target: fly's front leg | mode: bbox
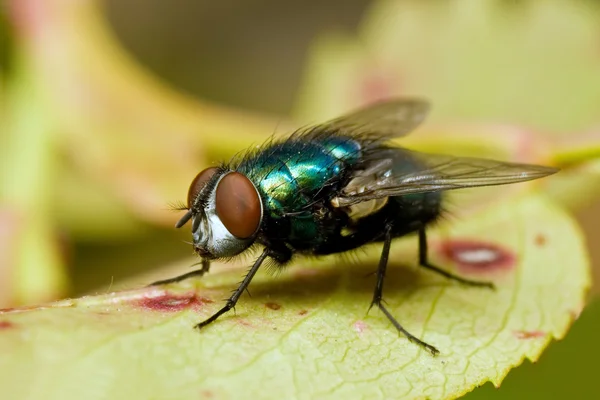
[418,228,495,289]
[148,258,211,286]
[195,248,271,329]
[370,224,440,356]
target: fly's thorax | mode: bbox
[240,138,362,212]
[234,138,362,247]
[179,168,263,258]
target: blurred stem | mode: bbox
[0,52,67,304]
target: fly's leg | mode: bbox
[195,248,270,329]
[148,259,211,286]
[370,224,440,356]
[418,228,495,289]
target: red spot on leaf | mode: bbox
[236,319,253,327]
[294,269,321,279]
[136,292,212,312]
[514,330,546,339]
[0,321,14,330]
[570,309,582,320]
[353,320,368,334]
[356,66,399,104]
[440,240,516,275]
[265,302,281,310]
[0,305,38,314]
[298,309,308,316]
[535,234,546,247]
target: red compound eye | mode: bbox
[187,167,219,208]
[215,172,261,238]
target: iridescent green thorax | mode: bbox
[237,136,361,248]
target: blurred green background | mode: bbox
[1,0,599,398]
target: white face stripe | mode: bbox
[192,172,261,257]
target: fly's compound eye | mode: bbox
[215,172,261,239]
[187,167,219,208]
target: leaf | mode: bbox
[0,194,590,400]
[296,0,600,134]
[9,0,286,238]
[0,53,68,305]
[462,299,600,400]
[547,132,600,209]
[294,0,600,211]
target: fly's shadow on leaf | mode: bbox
[247,255,423,302]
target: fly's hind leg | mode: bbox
[148,258,211,286]
[369,224,440,356]
[418,228,495,289]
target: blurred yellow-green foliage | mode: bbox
[0,0,599,398]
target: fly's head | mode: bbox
[176,167,263,259]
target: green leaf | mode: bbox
[10,0,285,239]
[296,0,600,134]
[0,52,68,305]
[0,194,589,399]
[293,0,600,211]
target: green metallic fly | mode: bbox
[152,99,558,355]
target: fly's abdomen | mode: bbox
[386,149,443,223]
[390,191,442,223]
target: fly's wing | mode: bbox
[305,98,430,140]
[333,149,559,207]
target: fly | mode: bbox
[150,99,558,355]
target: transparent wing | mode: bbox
[318,98,430,138]
[334,149,559,207]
